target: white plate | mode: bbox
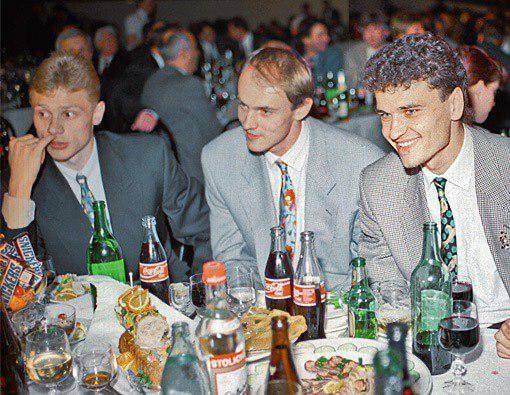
[293,337,432,395]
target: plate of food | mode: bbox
[115,286,171,392]
[241,307,307,363]
[293,338,432,394]
[50,274,91,302]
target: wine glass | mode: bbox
[189,273,207,312]
[24,325,76,392]
[39,255,56,303]
[227,267,256,316]
[452,275,473,302]
[169,282,194,317]
[74,342,116,391]
[438,300,480,393]
[43,302,76,337]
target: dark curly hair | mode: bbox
[363,33,472,122]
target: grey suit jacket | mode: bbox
[141,65,221,183]
[1,132,212,282]
[359,125,510,295]
[343,41,369,89]
[202,117,384,289]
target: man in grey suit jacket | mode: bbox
[202,48,383,290]
[2,51,211,281]
[358,33,510,352]
[142,31,221,183]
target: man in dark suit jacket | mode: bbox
[141,31,221,183]
[1,51,211,281]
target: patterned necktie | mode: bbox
[276,161,297,259]
[433,177,458,273]
[76,174,96,226]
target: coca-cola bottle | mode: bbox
[265,226,294,314]
[139,215,170,304]
[293,231,326,341]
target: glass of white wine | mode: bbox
[24,325,75,392]
[74,342,116,391]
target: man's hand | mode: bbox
[495,319,510,358]
[8,134,54,199]
[131,109,158,132]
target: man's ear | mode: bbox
[293,97,313,121]
[92,101,106,126]
[448,86,464,122]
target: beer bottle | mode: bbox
[265,227,294,314]
[293,231,326,341]
[86,201,127,283]
[196,261,247,395]
[410,222,452,375]
[374,323,413,395]
[139,215,170,304]
[267,315,300,392]
[347,257,377,339]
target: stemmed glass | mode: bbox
[38,254,56,304]
[438,300,480,393]
[189,273,207,312]
[24,325,76,393]
[43,302,76,337]
[227,267,256,316]
[169,282,194,317]
[451,275,473,302]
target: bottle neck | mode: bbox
[420,225,443,264]
[270,232,286,253]
[353,265,368,286]
[169,324,194,356]
[142,222,161,245]
[298,238,316,272]
[93,203,112,238]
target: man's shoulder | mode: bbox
[203,127,246,160]
[361,151,407,188]
[96,130,167,154]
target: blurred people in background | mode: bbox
[343,13,389,89]
[141,32,221,182]
[458,46,504,124]
[124,0,156,51]
[296,17,343,84]
[196,21,221,64]
[226,17,258,61]
[94,26,127,77]
[55,27,93,61]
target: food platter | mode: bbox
[293,338,432,394]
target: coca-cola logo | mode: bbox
[265,277,291,299]
[139,261,168,282]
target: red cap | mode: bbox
[202,261,227,285]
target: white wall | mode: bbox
[63,0,348,30]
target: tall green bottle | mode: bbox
[86,201,127,283]
[410,222,452,375]
[347,257,377,339]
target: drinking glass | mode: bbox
[24,325,75,392]
[169,282,194,316]
[11,302,45,344]
[373,281,411,332]
[39,255,56,303]
[452,275,473,302]
[74,342,116,391]
[438,300,480,393]
[43,302,76,337]
[189,273,207,311]
[227,267,256,315]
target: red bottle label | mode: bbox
[265,277,292,300]
[139,260,169,283]
[293,283,326,306]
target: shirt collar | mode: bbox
[422,125,474,192]
[242,32,253,53]
[151,51,165,69]
[264,120,310,172]
[54,137,98,179]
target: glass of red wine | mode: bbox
[189,273,206,313]
[438,300,480,392]
[452,275,473,302]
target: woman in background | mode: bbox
[457,45,504,124]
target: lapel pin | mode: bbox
[500,225,510,249]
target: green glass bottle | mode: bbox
[410,222,452,375]
[347,257,377,339]
[86,201,127,283]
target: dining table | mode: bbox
[26,275,510,394]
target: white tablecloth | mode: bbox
[28,277,510,394]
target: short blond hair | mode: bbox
[29,51,100,104]
[246,47,314,109]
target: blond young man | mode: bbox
[1,51,211,280]
[201,48,383,289]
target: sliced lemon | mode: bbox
[127,289,150,313]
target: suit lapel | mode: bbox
[399,170,431,279]
[472,131,510,294]
[240,150,276,273]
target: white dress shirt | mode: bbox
[422,127,510,326]
[264,122,310,269]
[124,8,148,51]
[2,138,111,230]
[241,32,254,58]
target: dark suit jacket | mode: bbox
[105,46,160,133]
[1,132,212,282]
[141,66,221,183]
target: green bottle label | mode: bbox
[420,289,450,331]
[89,259,127,283]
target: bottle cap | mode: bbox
[386,322,408,343]
[351,257,366,268]
[202,261,227,285]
